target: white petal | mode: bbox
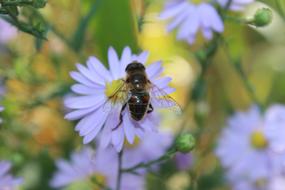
[136,51,149,64]
[160,1,188,19]
[152,77,172,89]
[123,112,135,144]
[202,28,213,40]
[112,126,125,152]
[99,122,112,149]
[121,46,132,72]
[71,84,105,95]
[76,64,105,85]
[64,94,105,109]
[167,10,190,32]
[0,162,11,176]
[146,61,163,80]
[82,111,109,144]
[57,160,74,174]
[75,107,107,135]
[200,3,224,33]
[65,107,98,120]
[177,6,199,40]
[108,47,121,79]
[100,108,120,148]
[138,117,155,132]
[87,56,112,82]
[187,35,196,44]
[70,72,101,88]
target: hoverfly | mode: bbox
[105,61,181,130]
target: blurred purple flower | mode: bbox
[216,105,285,189]
[0,19,17,44]
[121,131,173,172]
[232,176,285,190]
[0,161,22,190]
[64,46,174,152]
[216,106,270,181]
[269,176,285,190]
[160,0,224,44]
[216,0,254,11]
[175,152,193,171]
[50,132,172,190]
[264,105,285,153]
[230,179,260,190]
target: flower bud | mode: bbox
[251,8,272,27]
[175,133,196,153]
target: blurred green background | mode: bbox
[0,0,285,189]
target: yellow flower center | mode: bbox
[124,137,141,149]
[250,131,268,150]
[255,178,267,188]
[104,79,125,102]
[90,174,107,190]
[190,0,205,4]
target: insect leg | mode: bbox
[112,103,127,131]
[147,103,154,114]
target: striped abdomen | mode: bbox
[128,91,150,121]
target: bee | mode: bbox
[106,61,181,130]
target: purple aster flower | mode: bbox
[64,46,175,152]
[269,176,285,190]
[216,106,271,181]
[50,132,172,190]
[0,19,17,44]
[230,179,258,190]
[0,161,22,190]
[216,0,254,11]
[160,0,224,44]
[216,105,285,190]
[264,105,285,153]
[231,176,285,190]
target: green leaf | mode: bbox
[91,0,139,63]
[71,0,102,51]
[5,5,19,17]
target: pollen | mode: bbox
[90,174,107,189]
[250,131,268,150]
[190,0,205,4]
[124,137,141,149]
[104,79,124,98]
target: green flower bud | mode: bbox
[251,8,272,27]
[175,133,196,153]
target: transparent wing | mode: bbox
[102,82,129,113]
[149,83,182,114]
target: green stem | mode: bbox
[224,15,247,24]
[121,149,176,173]
[49,24,73,48]
[221,39,264,110]
[71,0,102,51]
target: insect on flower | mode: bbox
[104,61,181,131]
[65,47,181,151]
